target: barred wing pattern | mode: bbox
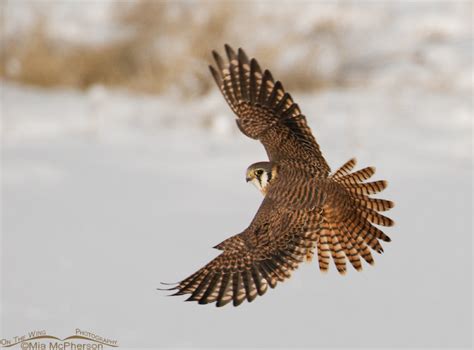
[210,44,330,174]
[161,201,322,307]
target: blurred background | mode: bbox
[1,0,472,348]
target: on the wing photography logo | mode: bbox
[0,329,118,349]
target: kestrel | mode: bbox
[159,45,394,307]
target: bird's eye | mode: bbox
[255,169,264,176]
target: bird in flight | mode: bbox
[159,45,394,307]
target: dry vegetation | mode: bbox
[1,1,346,96]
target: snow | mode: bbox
[1,0,472,348]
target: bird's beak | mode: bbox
[246,176,251,182]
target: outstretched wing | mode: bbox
[161,199,322,307]
[209,44,330,174]
[316,159,395,274]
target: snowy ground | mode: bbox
[1,79,472,348]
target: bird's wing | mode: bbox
[315,158,395,274]
[161,199,322,307]
[209,44,330,174]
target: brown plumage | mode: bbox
[159,45,395,307]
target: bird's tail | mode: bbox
[316,158,395,274]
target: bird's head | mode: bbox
[246,162,276,195]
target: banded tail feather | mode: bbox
[318,158,394,273]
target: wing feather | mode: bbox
[199,273,221,304]
[164,200,322,307]
[210,45,330,173]
[216,274,233,307]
